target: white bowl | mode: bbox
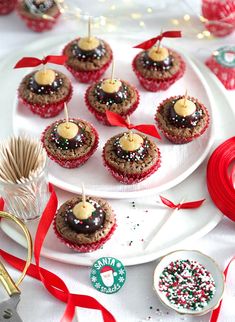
[153,250,224,316]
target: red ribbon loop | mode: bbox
[160,196,205,209]
[14,55,67,69]
[0,186,116,322]
[106,110,161,139]
[133,30,182,50]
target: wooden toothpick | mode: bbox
[81,183,86,207]
[88,16,92,41]
[111,60,115,82]
[144,197,185,251]
[126,116,133,142]
[64,103,69,129]
[157,28,163,52]
[183,89,188,107]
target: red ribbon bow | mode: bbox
[133,30,182,50]
[14,55,67,69]
[160,196,205,209]
[106,110,161,139]
[0,186,116,322]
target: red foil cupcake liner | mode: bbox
[19,84,73,118]
[155,96,210,144]
[62,42,113,83]
[0,0,16,15]
[17,6,60,32]
[102,148,161,184]
[204,16,235,37]
[84,84,140,126]
[53,215,117,253]
[206,54,235,90]
[132,54,186,92]
[41,121,99,169]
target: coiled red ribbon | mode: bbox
[207,137,235,221]
[14,55,67,69]
[133,30,182,50]
[160,196,205,209]
[0,185,116,322]
[106,110,161,139]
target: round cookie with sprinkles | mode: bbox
[103,132,161,184]
[155,94,210,144]
[41,118,99,168]
[53,195,116,252]
[85,78,140,125]
[63,36,113,83]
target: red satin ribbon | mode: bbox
[14,55,67,69]
[0,185,116,322]
[133,30,182,50]
[210,256,235,322]
[207,137,235,221]
[160,196,205,209]
[106,110,161,139]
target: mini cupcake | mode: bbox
[103,132,161,184]
[155,95,210,144]
[42,118,99,168]
[202,0,235,37]
[53,195,116,252]
[85,78,140,125]
[0,0,17,15]
[17,0,61,32]
[18,68,72,118]
[206,46,235,90]
[63,36,113,83]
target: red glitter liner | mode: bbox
[62,42,113,83]
[102,148,161,184]
[206,55,235,90]
[0,0,17,15]
[53,215,117,253]
[132,51,186,92]
[16,5,61,32]
[84,84,140,126]
[155,96,210,144]
[41,120,99,169]
[19,83,73,118]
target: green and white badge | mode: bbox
[90,257,126,294]
[214,46,235,68]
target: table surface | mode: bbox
[0,1,235,321]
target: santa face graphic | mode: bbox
[100,266,116,287]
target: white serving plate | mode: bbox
[1,35,233,267]
[11,34,214,199]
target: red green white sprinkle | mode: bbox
[158,259,216,311]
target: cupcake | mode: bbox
[103,131,161,184]
[155,95,210,144]
[0,0,17,15]
[85,78,140,125]
[206,46,235,90]
[53,195,116,252]
[41,118,99,168]
[17,0,61,32]
[63,36,113,83]
[17,66,72,118]
[202,0,235,37]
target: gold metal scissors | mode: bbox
[0,212,32,322]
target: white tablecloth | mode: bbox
[0,1,235,321]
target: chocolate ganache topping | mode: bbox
[94,81,128,105]
[71,40,106,61]
[51,121,86,150]
[28,72,63,95]
[65,199,105,234]
[26,0,55,12]
[167,98,203,128]
[142,52,173,70]
[114,134,149,161]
